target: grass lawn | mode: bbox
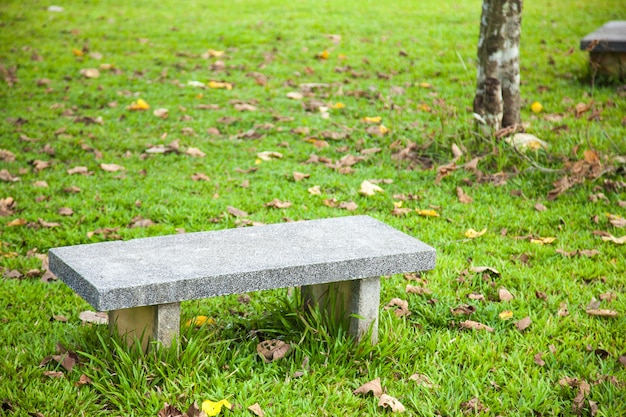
[1,0,625,415]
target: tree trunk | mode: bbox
[473,0,523,132]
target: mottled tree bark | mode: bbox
[473,0,523,132]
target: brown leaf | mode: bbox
[498,287,514,302]
[79,311,108,324]
[129,216,155,228]
[76,374,92,386]
[456,187,473,204]
[435,162,456,184]
[157,402,184,417]
[39,218,60,228]
[391,207,412,216]
[384,298,411,317]
[515,316,532,332]
[265,199,292,209]
[586,309,618,317]
[451,305,476,315]
[534,352,545,366]
[293,172,310,181]
[67,166,89,175]
[534,202,547,212]
[467,293,485,301]
[338,201,358,211]
[247,403,265,417]
[556,249,600,257]
[0,197,16,217]
[0,169,20,182]
[256,339,290,363]
[100,163,125,172]
[469,266,500,276]
[460,397,489,415]
[185,147,206,157]
[572,380,591,413]
[43,370,64,378]
[353,377,383,397]
[378,394,406,413]
[33,160,51,172]
[227,206,248,217]
[191,173,210,181]
[58,207,73,216]
[408,373,438,388]
[619,355,626,368]
[459,320,493,332]
[406,285,431,295]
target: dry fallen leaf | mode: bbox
[515,316,532,331]
[455,187,473,204]
[530,237,556,245]
[499,288,514,302]
[79,311,108,324]
[601,234,626,244]
[359,180,384,196]
[353,377,383,397]
[257,339,291,363]
[293,172,310,181]
[451,304,477,315]
[265,199,292,209]
[227,206,248,217]
[185,147,206,157]
[384,298,411,317]
[460,320,494,332]
[257,151,283,161]
[465,228,487,239]
[406,285,432,295]
[80,68,100,79]
[378,394,406,413]
[533,352,546,366]
[308,185,321,195]
[153,108,169,119]
[586,309,618,318]
[100,163,125,172]
[247,403,265,417]
[470,266,500,276]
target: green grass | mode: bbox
[1,0,625,415]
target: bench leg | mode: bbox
[302,277,380,344]
[108,302,180,351]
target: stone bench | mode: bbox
[49,215,435,350]
[580,21,626,79]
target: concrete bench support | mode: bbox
[580,21,626,79]
[109,303,180,352]
[49,216,435,351]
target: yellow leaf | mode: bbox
[416,209,439,217]
[317,50,329,60]
[332,102,345,109]
[418,103,431,112]
[207,49,224,57]
[378,124,389,135]
[418,82,432,88]
[465,228,487,239]
[530,237,556,245]
[202,399,232,416]
[208,81,233,90]
[7,218,27,227]
[362,116,382,124]
[72,48,84,57]
[531,101,543,113]
[499,310,513,320]
[393,201,403,208]
[185,316,215,327]
[128,98,150,111]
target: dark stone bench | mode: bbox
[49,216,435,350]
[580,21,626,79]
